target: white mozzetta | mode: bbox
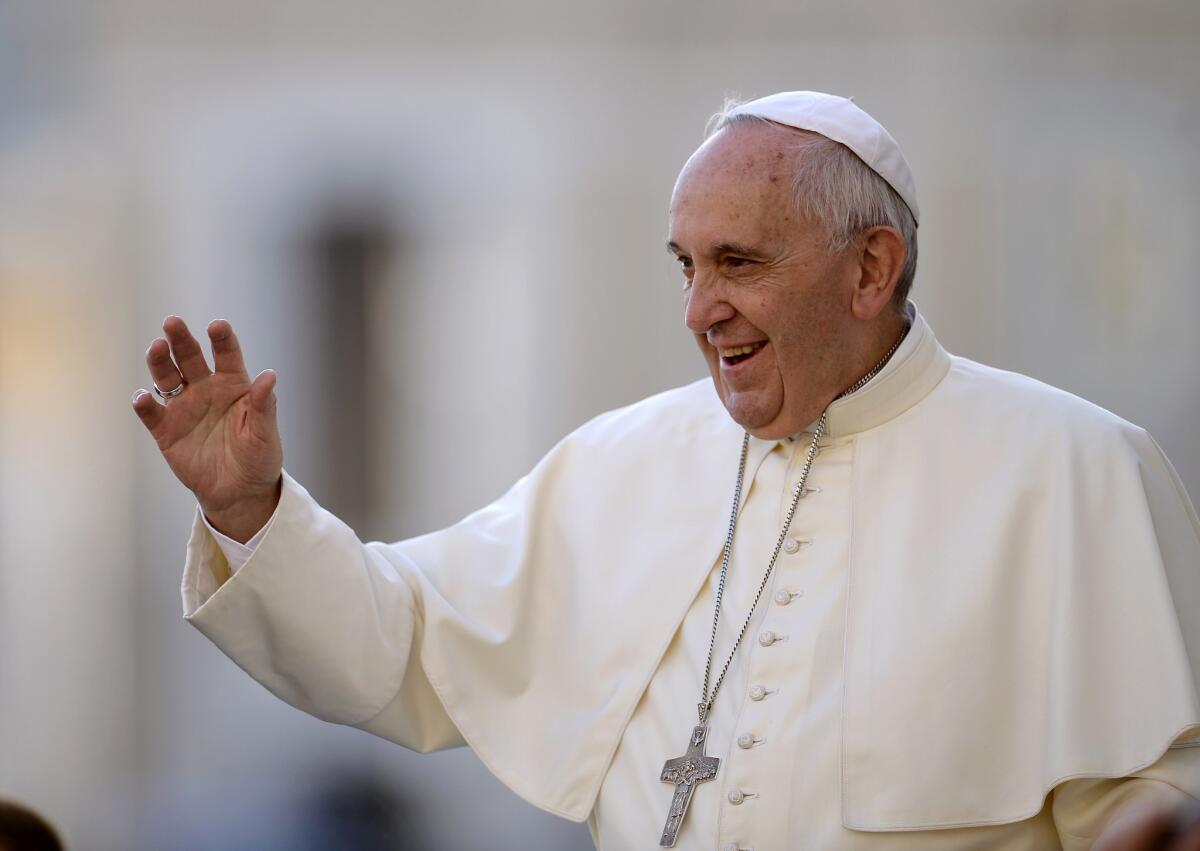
[180,307,1200,843]
[589,431,1200,849]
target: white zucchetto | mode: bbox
[727,91,920,225]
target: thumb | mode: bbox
[249,369,278,418]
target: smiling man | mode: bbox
[669,101,914,441]
[134,92,1200,850]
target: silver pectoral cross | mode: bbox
[658,724,720,847]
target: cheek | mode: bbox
[763,298,811,355]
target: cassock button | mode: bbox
[749,685,767,701]
[774,589,794,606]
[737,733,755,749]
[727,788,746,805]
[783,538,801,554]
[758,630,779,647]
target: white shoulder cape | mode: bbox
[182,311,1200,828]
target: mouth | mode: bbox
[718,341,767,367]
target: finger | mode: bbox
[131,389,165,431]
[207,319,249,377]
[163,315,213,383]
[247,370,279,444]
[249,369,277,415]
[145,337,185,395]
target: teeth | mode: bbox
[719,344,762,357]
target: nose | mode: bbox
[684,274,736,335]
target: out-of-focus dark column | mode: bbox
[305,199,395,541]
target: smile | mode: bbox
[718,342,766,365]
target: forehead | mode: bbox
[668,122,805,247]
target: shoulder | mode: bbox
[517,378,738,491]
[935,354,1149,454]
[563,377,732,450]
[508,377,740,511]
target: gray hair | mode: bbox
[708,105,919,309]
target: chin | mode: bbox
[718,388,782,436]
[741,419,795,441]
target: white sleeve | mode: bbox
[201,508,277,575]
[180,470,464,753]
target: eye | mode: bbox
[675,256,695,288]
[724,256,753,269]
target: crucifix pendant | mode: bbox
[658,724,720,847]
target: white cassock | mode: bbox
[182,306,1200,850]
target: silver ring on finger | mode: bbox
[152,381,185,403]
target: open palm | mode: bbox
[132,316,282,541]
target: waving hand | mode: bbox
[132,316,282,542]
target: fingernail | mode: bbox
[131,389,147,404]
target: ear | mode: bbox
[850,226,906,321]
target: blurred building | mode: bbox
[0,1,1197,848]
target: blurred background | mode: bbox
[0,0,1197,848]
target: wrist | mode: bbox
[202,476,282,544]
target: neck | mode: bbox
[836,313,910,400]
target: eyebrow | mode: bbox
[666,240,769,259]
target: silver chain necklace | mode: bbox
[698,329,905,723]
[657,327,908,848]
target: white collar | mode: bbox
[773,301,950,446]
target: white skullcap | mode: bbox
[726,91,920,225]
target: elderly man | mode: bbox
[133,92,1200,850]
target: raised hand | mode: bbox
[132,316,283,543]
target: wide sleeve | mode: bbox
[178,386,745,823]
[182,470,463,751]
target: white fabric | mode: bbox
[204,507,273,575]
[196,445,1200,851]
[727,90,920,224]
[591,436,1200,849]
[180,307,1200,843]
